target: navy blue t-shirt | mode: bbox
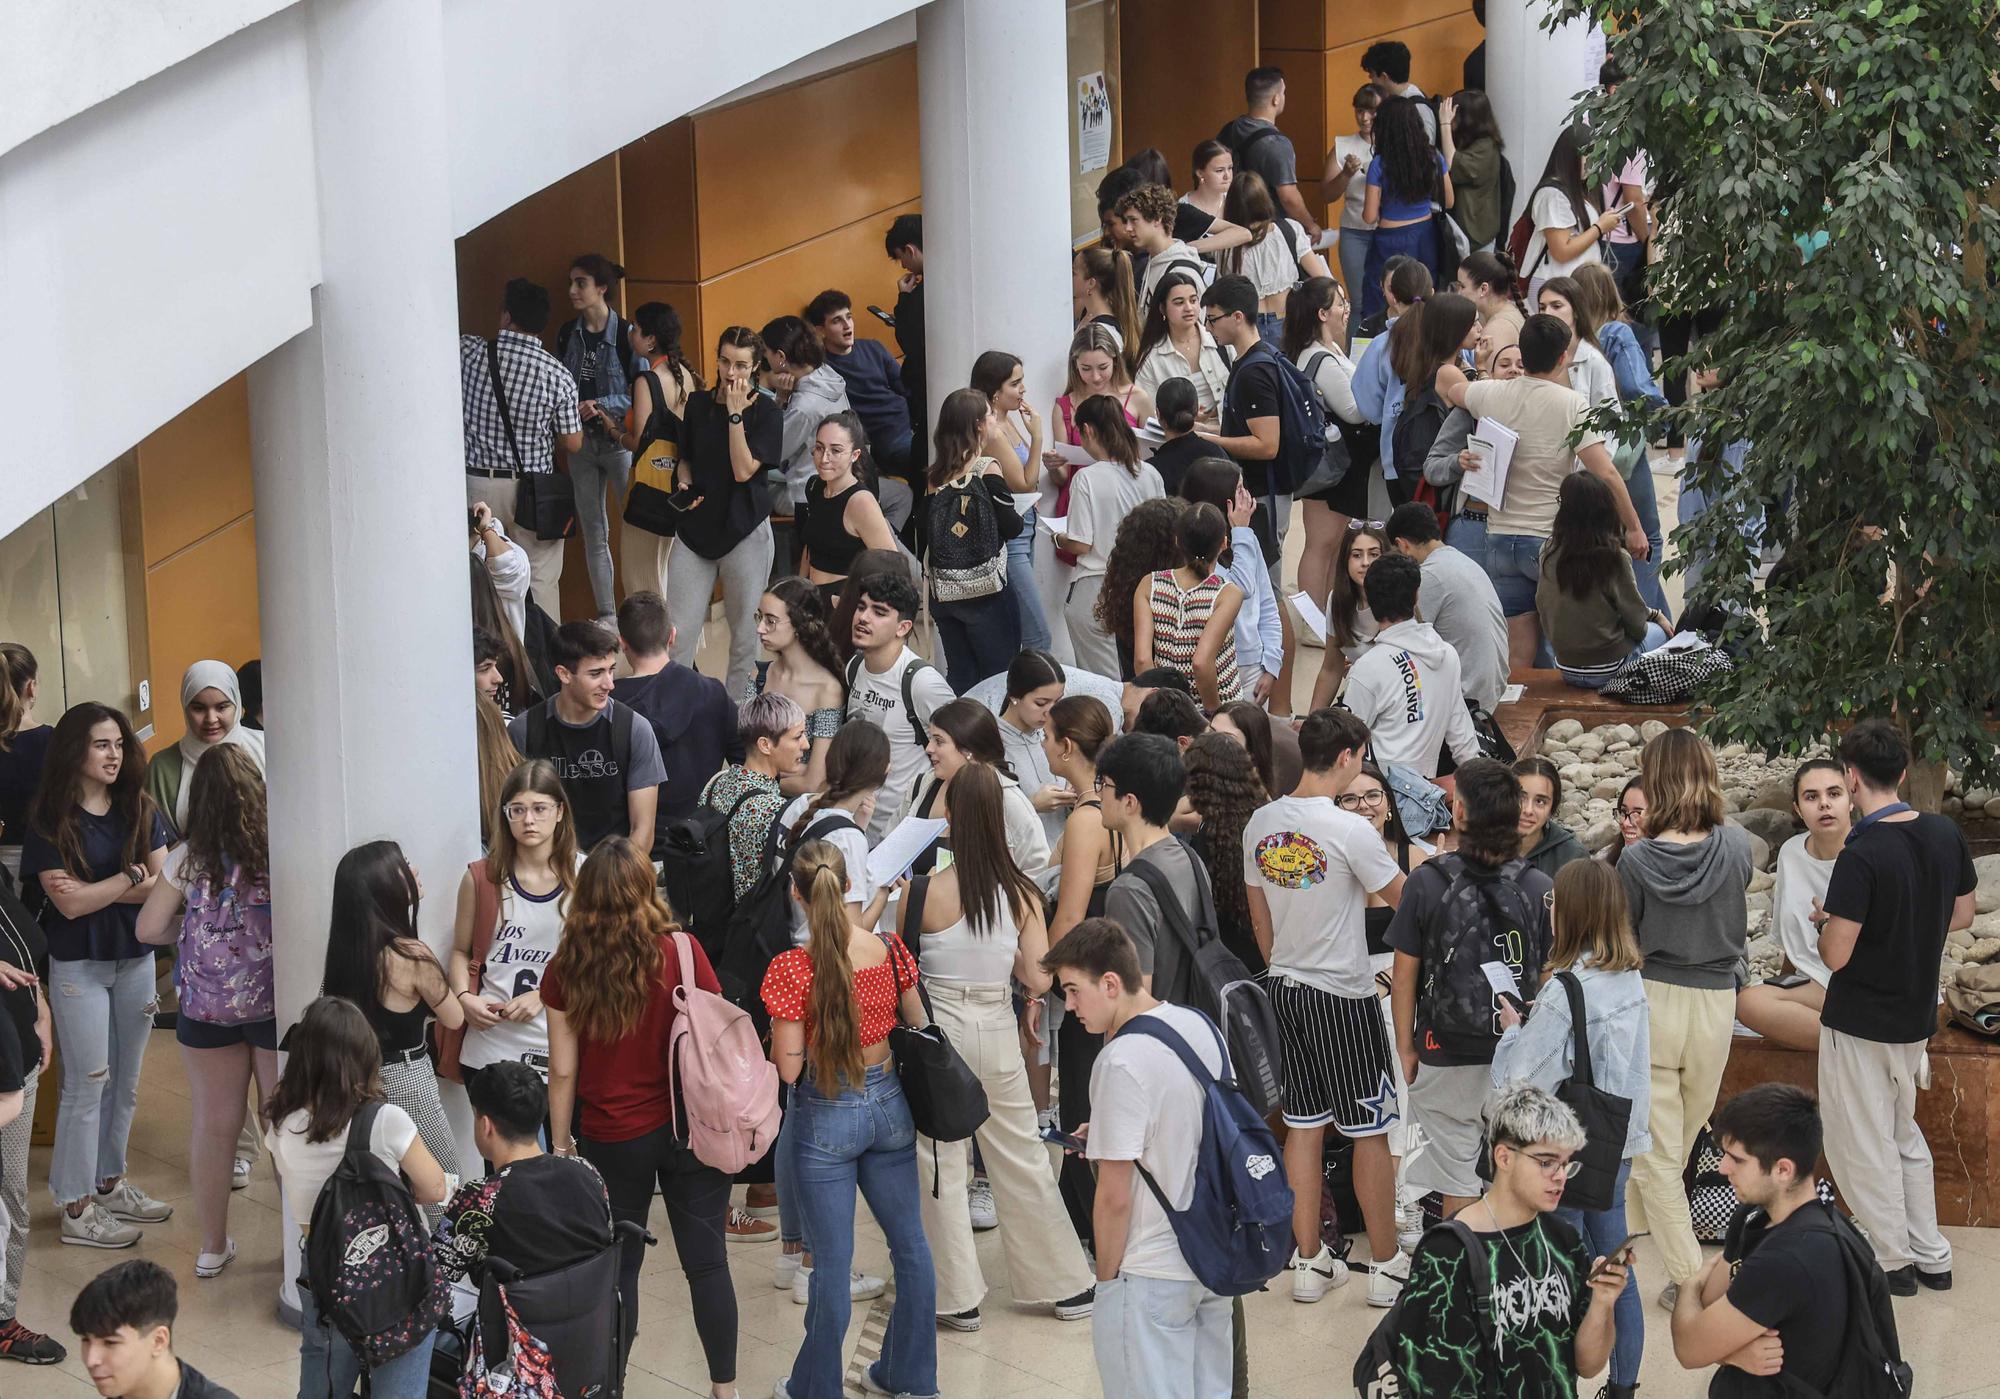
[0,725,53,848]
[20,806,170,962]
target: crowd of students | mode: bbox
[0,38,1973,1399]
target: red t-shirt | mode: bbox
[760,935,918,1046]
[540,932,721,1143]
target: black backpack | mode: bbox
[301,1101,448,1373]
[1725,1204,1913,1399]
[1548,971,1633,1213]
[1412,854,1547,1060]
[1124,857,1285,1118]
[1391,375,1451,482]
[1354,1219,1495,1399]
[659,789,761,961]
[716,808,860,1014]
[927,470,1017,602]
[843,652,939,749]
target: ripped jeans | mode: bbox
[49,957,155,1205]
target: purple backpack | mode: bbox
[177,863,274,1027]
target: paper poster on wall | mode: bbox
[1076,71,1111,174]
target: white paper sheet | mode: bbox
[1050,442,1095,468]
[1500,683,1525,705]
[1349,335,1374,364]
[866,817,948,891]
[1038,514,1069,536]
[1479,961,1522,998]
[1656,629,1707,653]
[1289,591,1330,647]
[1461,417,1520,511]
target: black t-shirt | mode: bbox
[0,724,52,847]
[1221,342,1284,497]
[1711,1204,1849,1399]
[1821,812,1976,1042]
[679,389,783,561]
[1152,434,1230,498]
[0,869,46,1074]
[0,1011,20,1097]
[1173,201,1218,245]
[437,1152,614,1287]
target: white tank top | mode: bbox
[920,890,1021,985]
[460,875,565,1072]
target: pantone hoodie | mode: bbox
[1618,824,1754,990]
[1343,619,1482,779]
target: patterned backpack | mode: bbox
[177,864,274,1027]
[1413,855,1547,1060]
[460,1283,561,1399]
[302,1101,448,1372]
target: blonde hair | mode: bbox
[485,760,577,909]
[475,695,525,847]
[1639,729,1726,836]
[1062,323,1134,399]
[1547,859,1642,974]
[792,841,865,1094]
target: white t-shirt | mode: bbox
[1523,187,1606,284]
[460,872,569,1071]
[1066,462,1164,579]
[1237,219,1313,298]
[1772,833,1836,987]
[845,647,956,842]
[475,527,531,644]
[267,1103,420,1249]
[1087,1002,1224,1282]
[1333,134,1375,230]
[1295,342,1363,425]
[778,794,871,943]
[1242,795,1402,997]
[1460,376,1607,538]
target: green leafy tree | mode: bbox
[1554,0,2000,805]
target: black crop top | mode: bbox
[800,478,870,577]
[367,999,432,1058]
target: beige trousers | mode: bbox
[466,474,565,619]
[917,981,1096,1315]
[1818,1027,1951,1274]
[622,522,672,604]
[1626,979,1734,1282]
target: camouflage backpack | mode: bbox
[1413,855,1547,1060]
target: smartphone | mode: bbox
[867,304,897,327]
[1041,1125,1086,1152]
[666,484,704,512]
[1611,202,1634,219]
[1588,1231,1649,1279]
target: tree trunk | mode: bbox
[1907,757,1948,814]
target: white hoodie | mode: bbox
[1344,618,1482,778]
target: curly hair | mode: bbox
[1095,496,1188,637]
[543,838,672,1044]
[766,576,845,682]
[1373,96,1438,205]
[1113,182,1179,231]
[179,743,267,889]
[1184,732,1267,944]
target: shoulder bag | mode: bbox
[489,340,578,542]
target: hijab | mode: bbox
[173,660,267,828]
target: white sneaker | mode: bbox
[1367,1252,1409,1308]
[231,1157,252,1191]
[773,1250,804,1291]
[61,1203,140,1250]
[94,1180,173,1223]
[196,1240,237,1278]
[968,1178,998,1232]
[791,1264,887,1306]
[1290,1244,1349,1302]
[1396,1198,1425,1254]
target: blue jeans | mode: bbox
[932,587,1021,693]
[1555,1160,1642,1386]
[1006,507,1052,652]
[1560,622,1669,689]
[1255,311,1284,346]
[48,956,154,1205]
[1094,1273,1232,1399]
[1623,454,1670,616]
[1362,220,1440,321]
[787,1064,936,1399]
[299,1291,435,1399]
[568,435,632,619]
[1337,227,1374,307]
[1444,511,1489,576]
[1484,533,1545,618]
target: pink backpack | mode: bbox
[178,864,274,1027]
[665,931,781,1172]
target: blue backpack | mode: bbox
[1118,1011,1295,1296]
[1228,342,1332,501]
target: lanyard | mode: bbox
[1846,801,1911,845]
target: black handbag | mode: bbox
[1551,971,1632,1213]
[881,908,988,1148]
[487,340,578,542]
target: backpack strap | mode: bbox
[607,699,635,780]
[901,874,931,947]
[523,702,549,760]
[344,1099,386,1159]
[900,659,935,748]
[1124,857,1207,996]
[844,653,863,692]
[667,929,698,999]
[1115,1010,1225,1084]
[801,811,860,845]
[1555,970,1594,1089]
[466,860,501,972]
[1429,1219,1499,1354]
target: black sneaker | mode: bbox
[0,1319,66,1365]
[1885,1265,1918,1297]
[1917,1268,1953,1292]
[1053,1287,1095,1320]
[937,1308,981,1332]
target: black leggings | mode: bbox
[581,1124,736,1386]
[1057,1011,1104,1248]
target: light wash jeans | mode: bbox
[49,957,154,1205]
[665,521,775,702]
[1337,227,1374,306]
[1622,452,1670,616]
[568,436,632,620]
[1555,1160,1642,1386]
[1094,1273,1232,1399]
[1559,622,1669,690]
[299,1291,434,1399]
[787,1063,936,1399]
[1007,507,1052,652]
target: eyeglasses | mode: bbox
[1202,311,1231,327]
[503,802,561,822]
[1507,1147,1581,1179]
[1336,790,1386,810]
[1615,805,1644,823]
[1093,775,1114,795]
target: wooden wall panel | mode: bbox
[454,157,623,337]
[692,50,920,280]
[1323,0,1471,50]
[620,122,698,284]
[1324,12,1484,113]
[1121,0,1258,194]
[143,514,261,750]
[137,377,254,566]
[1259,0,1321,51]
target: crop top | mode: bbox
[800,477,869,577]
[761,934,919,1046]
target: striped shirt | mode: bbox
[1146,569,1242,704]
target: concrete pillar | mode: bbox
[1488,0,1602,220]
[249,0,477,1028]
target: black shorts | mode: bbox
[176,1015,278,1051]
[1265,977,1399,1134]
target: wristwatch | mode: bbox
[727,411,745,425]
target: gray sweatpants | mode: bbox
[1818,1027,1952,1274]
[568,436,633,620]
[665,522,776,701]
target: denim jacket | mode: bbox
[1490,959,1652,1157]
[1599,319,1667,409]
[556,313,634,420]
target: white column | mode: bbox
[249,0,477,1031]
[1488,0,1602,220]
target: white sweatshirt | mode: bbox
[1343,619,1482,778]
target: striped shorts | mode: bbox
[1265,976,1401,1135]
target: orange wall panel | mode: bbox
[692,49,920,281]
[1323,0,1471,50]
[1324,12,1483,114]
[1122,0,1258,189]
[455,157,623,337]
[1260,0,1320,51]
[620,121,698,284]
[137,377,254,566]
[144,514,261,751]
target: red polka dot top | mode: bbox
[761,935,919,1046]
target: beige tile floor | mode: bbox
[16,1022,2000,1399]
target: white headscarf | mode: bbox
[174,660,268,828]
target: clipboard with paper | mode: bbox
[1460,416,1519,512]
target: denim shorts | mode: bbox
[1485,532,1547,617]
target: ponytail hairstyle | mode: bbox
[631,301,702,392]
[1047,695,1116,766]
[766,576,845,682]
[570,253,625,294]
[928,387,991,489]
[1459,250,1526,319]
[927,699,1016,782]
[1384,258,1435,315]
[944,763,1042,937]
[789,721,891,844]
[1073,247,1141,370]
[1282,276,1346,360]
[814,410,877,491]
[1177,456,1243,570]
[793,840,866,1093]
[1135,271,1204,369]
[1073,393,1141,474]
[1175,501,1230,575]
[0,641,33,748]
[1389,291,1478,390]
[1538,274,1602,350]
[1155,377,1199,435]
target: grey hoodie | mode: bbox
[1618,825,1754,989]
[780,364,852,505]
